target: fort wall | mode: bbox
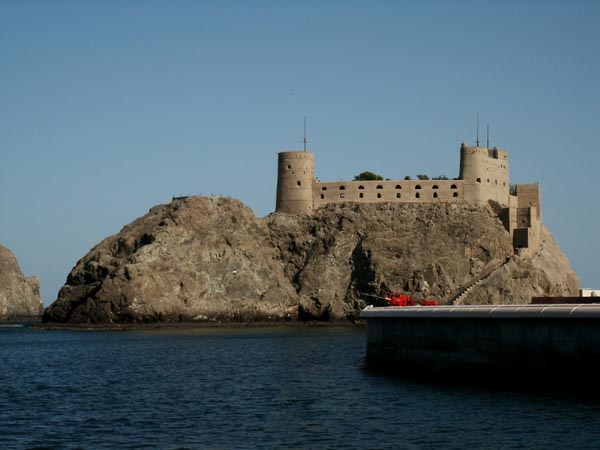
[313,179,463,208]
[276,142,513,216]
[274,142,542,253]
[513,206,541,252]
[516,184,542,220]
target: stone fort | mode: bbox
[275,142,542,253]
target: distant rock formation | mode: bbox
[0,245,44,319]
[43,197,579,324]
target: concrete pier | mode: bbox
[360,305,600,379]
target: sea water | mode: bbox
[1,325,600,449]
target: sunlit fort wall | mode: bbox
[275,142,542,252]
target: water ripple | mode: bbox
[1,326,600,449]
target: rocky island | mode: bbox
[0,245,44,320]
[43,197,578,324]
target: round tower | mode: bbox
[460,141,511,206]
[459,142,489,205]
[276,151,315,214]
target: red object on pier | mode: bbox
[384,293,414,306]
[384,293,439,307]
[420,300,439,306]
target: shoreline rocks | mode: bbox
[0,245,44,319]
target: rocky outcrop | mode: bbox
[44,197,297,324]
[43,197,579,324]
[460,226,580,305]
[0,245,44,319]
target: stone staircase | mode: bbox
[451,257,511,305]
[451,239,546,305]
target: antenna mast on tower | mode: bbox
[303,115,307,152]
[476,113,480,147]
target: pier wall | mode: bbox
[361,306,600,377]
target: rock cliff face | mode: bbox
[43,197,579,324]
[0,245,44,319]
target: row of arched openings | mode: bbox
[320,192,459,200]
[321,184,458,191]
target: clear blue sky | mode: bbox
[1,0,599,304]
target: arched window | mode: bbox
[359,193,364,199]
[395,185,402,189]
[340,193,345,199]
[358,185,365,190]
[377,193,382,198]
[476,178,481,183]
[376,185,383,190]
[415,185,422,190]
[453,192,458,198]
[451,184,457,189]
[339,185,346,190]
[320,194,324,199]
[415,192,420,199]
[287,164,292,170]
[432,185,439,190]
[433,192,438,198]
[297,181,301,187]
[321,186,327,191]
[396,193,401,199]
